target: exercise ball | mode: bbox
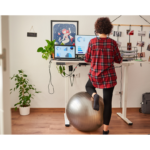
[66,92,104,132]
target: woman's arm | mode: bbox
[84,41,92,62]
[114,41,122,64]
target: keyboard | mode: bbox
[56,59,81,61]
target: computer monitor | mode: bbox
[54,45,75,59]
[75,35,96,55]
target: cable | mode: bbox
[48,59,54,94]
[60,64,79,77]
[70,74,75,86]
[59,65,78,87]
[111,15,122,23]
[117,25,120,42]
[129,25,131,43]
[139,15,150,25]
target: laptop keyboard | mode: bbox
[56,59,81,61]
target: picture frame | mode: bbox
[51,20,79,45]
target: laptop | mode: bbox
[54,45,80,61]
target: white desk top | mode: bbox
[52,59,150,65]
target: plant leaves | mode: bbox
[23,74,27,77]
[18,70,23,73]
[37,47,44,52]
[42,49,46,53]
[45,40,50,45]
[42,53,49,60]
[63,66,65,70]
[59,66,63,74]
[23,84,26,88]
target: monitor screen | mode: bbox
[75,35,96,54]
[54,45,75,59]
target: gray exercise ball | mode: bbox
[66,92,104,132]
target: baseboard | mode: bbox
[112,107,140,113]
[11,108,65,112]
[11,107,140,113]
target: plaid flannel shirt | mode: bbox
[84,37,122,89]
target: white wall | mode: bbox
[9,15,150,108]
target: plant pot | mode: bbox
[52,53,54,59]
[19,105,30,115]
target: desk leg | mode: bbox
[64,64,70,127]
[117,64,133,125]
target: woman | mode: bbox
[84,17,122,134]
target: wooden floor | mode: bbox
[11,108,150,135]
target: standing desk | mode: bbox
[52,60,150,126]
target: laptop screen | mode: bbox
[54,45,75,59]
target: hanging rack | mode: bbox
[112,24,150,27]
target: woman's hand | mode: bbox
[120,58,123,64]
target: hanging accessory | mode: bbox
[135,25,144,66]
[127,25,132,50]
[27,26,37,37]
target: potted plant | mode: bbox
[37,39,56,60]
[10,69,41,115]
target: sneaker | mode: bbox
[103,130,109,135]
[93,94,99,111]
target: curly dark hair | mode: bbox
[95,17,113,35]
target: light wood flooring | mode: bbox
[11,108,150,135]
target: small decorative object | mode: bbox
[137,52,145,58]
[27,26,37,37]
[137,41,145,47]
[126,30,134,35]
[127,43,132,50]
[37,39,56,60]
[113,31,122,37]
[126,30,130,35]
[51,20,78,45]
[147,43,150,51]
[138,31,146,36]
[10,70,41,115]
[148,56,150,61]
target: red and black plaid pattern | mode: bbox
[84,37,122,89]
